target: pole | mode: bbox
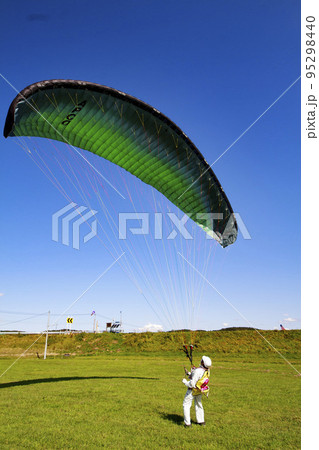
[120,311,122,332]
[44,310,50,360]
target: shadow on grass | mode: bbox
[0,376,159,389]
[160,412,184,425]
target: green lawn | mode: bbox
[0,355,300,449]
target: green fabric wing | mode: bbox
[4,79,237,247]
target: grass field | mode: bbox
[0,332,301,449]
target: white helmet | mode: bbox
[201,356,212,369]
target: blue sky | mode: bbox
[0,0,300,333]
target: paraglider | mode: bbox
[4,79,237,247]
[4,81,237,426]
[182,355,212,427]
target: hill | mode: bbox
[0,329,301,360]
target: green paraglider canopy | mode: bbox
[4,79,237,247]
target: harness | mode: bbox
[192,369,210,397]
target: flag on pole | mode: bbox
[280,324,285,330]
[91,311,96,316]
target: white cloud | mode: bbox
[222,322,229,327]
[0,293,4,297]
[139,323,163,332]
[283,317,297,323]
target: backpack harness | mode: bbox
[192,368,210,397]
